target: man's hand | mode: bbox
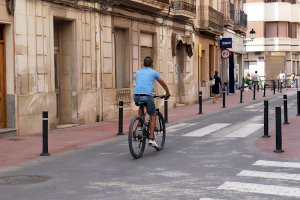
[164,92,170,100]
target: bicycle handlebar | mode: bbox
[154,95,165,99]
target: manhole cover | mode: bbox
[6,138,26,141]
[0,175,51,185]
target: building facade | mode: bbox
[244,0,300,81]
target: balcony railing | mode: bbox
[171,0,196,13]
[156,0,170,4]
[265,0,297,3]
[221,1,235,22]
[199,5,224,33]
[235,10,247,28]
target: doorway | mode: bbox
[176,42,185,104]
[54,20,74,125]
[0,25,6,129]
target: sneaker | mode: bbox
[148,139,158,148]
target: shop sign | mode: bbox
[220,38,232,48]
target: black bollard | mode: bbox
[273,80,276,95]
[253,87,256,100]
[263,82,266,97]
[274,106,284,153]
[283,95,289,124]
[222,88,226,108]
[117,101,124,135]
[40,111,50,156]
[262,100,270,138]
[278,80,280,93]
[164,98,169,123]
[240,88,243,103]
[198,91,203,114]
[280,81,282,93]
[297,79,298,90]
[297,91,300,116]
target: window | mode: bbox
[289,23,298,38]
[265,22,288,38]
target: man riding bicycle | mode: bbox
[133,57,171,148]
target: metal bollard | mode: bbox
[297,91,300,116]
[263,82,266,97]
[117,101,124,135]
[40,111,50,156]
[253,87,256,100]
[278,80,280,93]
[240,88,243,103]
[164,98,169,123]
[198,91,203,114]
[262,100,270,138]
[283,95,289,124]
[222,89,226,108]
[280,81,282,93]
[273,80,276,95]
[274,106,284,153]
[297,79,298,90]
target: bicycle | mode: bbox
[128,95,166,159]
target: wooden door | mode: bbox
[0,26,6,129]
[54,50,61,124]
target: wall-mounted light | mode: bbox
[244,29,256,45]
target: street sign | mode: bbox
[221,49,231,59]
[220,38,232,48]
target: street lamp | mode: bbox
[244,28,256,44]
[250,29,256,41]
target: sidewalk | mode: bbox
[0,89,293,169]
[254,115,300,160]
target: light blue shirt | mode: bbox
[134,67,161,95]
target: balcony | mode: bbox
[265,0,297,3]
[221,1,235,29]
[233,10,247,33]
[120,0,170,12]
[199,5,224,35]
[171,0,196,20]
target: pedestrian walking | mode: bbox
[212,71,223,104]
[277,71,286,88]
[290,71,296,88]
[252,71,260,92]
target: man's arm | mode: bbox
[157,78,171,99]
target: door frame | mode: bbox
[54,50,61,124]
[0,25,6,129]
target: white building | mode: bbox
[243,0,300,82]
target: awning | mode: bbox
[171,33,193,58]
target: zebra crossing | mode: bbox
[200,160,300,199]
[166,123,263,138]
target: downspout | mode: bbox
[100,20,104,121]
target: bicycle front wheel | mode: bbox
[128,116,146,159]
[154,112,166,151]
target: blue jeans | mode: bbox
[134,95,156,115]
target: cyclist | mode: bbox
[133,57,171,148]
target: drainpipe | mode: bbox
[100,19,104,121]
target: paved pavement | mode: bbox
[0,88,300,200]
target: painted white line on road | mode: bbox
[253,160,300,168]
[166,123,197,134]
[238,170,300,181]
[224,124,263,138]
[182,123,231,137]
[218,181,300,198]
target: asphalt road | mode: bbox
[0,91,299,200]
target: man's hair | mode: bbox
[215,70,218,75]
[280,71,283,73]
[144,57,153,67]
[255,71,258,73]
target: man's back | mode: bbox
[134,67,161,95]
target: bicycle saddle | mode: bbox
[135,101,147,107]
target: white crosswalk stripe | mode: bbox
[182,123,231,137]
[238,170,300,181]
[166,123,197,134]
[224,124,263,138]
[253,160,300,168]
[218,181,300,198]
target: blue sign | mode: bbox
[220,38,232,49]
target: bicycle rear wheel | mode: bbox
[154,112,166,151]
[128,116,146,159]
